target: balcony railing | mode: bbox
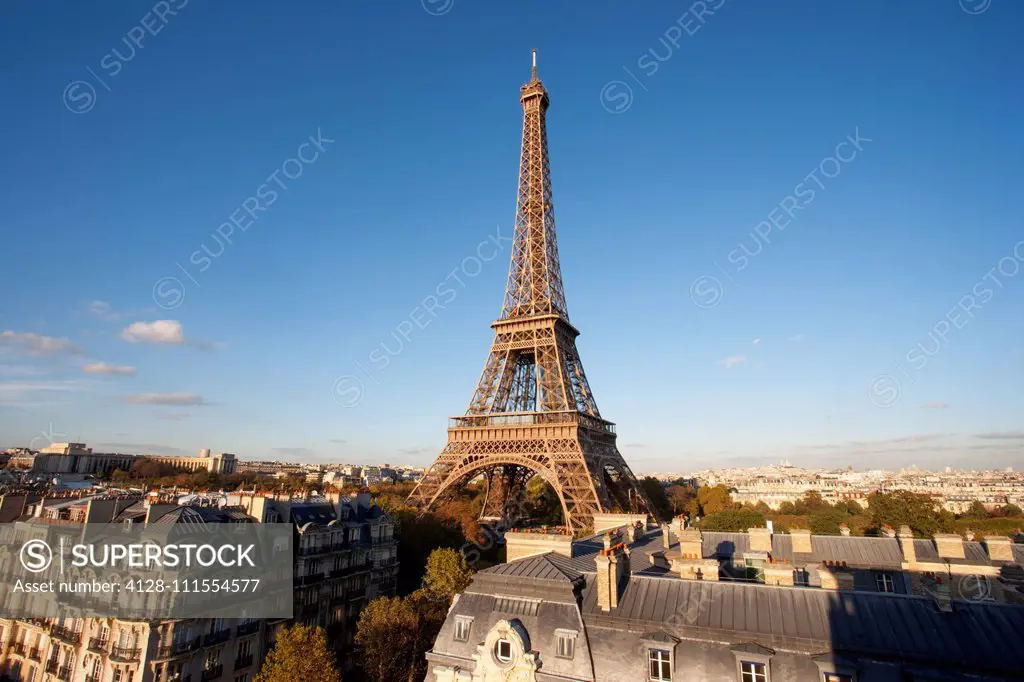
[156,637,201,659]
[50,625,81,645]
[88,637,108,653]
[237,620,260,636]
[234,653,254,670]
[9,642,26,656]
[28,646,42,661]
[448,410,616,433]
[110,646,141,662]
[86,674,102,682]
[203,629,231,647]
[46,661,60,675]
[201,664,223,682]
[56,666,72,682]
[298,573,325,586]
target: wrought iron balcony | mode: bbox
[50,624,81,645]
[203,629,231,647]
[234,653,254,670]
[88,637,108,653]
[201,664,223,682]
[237,620,260,636]
[110,645,141,662]
[56,665,72,681]
[86,674,102,682]
[9,642,26,656]
[46,661,60,675]
[28,646,42,661]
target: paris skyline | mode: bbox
[2,1,1023,471]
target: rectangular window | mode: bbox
[556,634,574,659]
[454,618,472,643]
[823,674,853,682]
[235,675,249,682]
[741,661,768,682]
[875,573,895,593]
[649,648,672,681]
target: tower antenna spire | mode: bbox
[531,48,538,80]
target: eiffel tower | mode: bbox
[407,51,655,533]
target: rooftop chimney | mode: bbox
[595,540,629,611]
[816,563,855,591]
[790,528,813,554]
[748,527,773,553]
[677,528,704,559]
[934,533,965,560]
[839,524,851,536]
[661,522,672,550]
[898,525,916,564]
[504,530,574,562]
[880,525,896,538]
[624,520,644,544]
[984,535,1014,562]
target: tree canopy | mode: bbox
[254,624,341,682]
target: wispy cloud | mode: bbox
[0,330,84,356]
[84,300,119,321]
[272,447,313,457]
[121,393,206,406]
[720,355,747,369]
[157,411,190,421]
[120,320,186,345]
[752,338,761,345]
[921,402,949,410]
[328,439,347,444]
[398,447,432,456]
[974,430,1024,440]
[83,362,136,376]
[624,442,648,448]
[94,442,185,455]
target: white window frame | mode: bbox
[453,617,472,643]
[875,572,895,593]
[740,660,769,682]
[648,648,672,681]
[495,638,512,663]
[554,629,577,660]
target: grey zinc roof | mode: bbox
[912,538,993,565]
[482,552,582,582]
[580,573,1024,671]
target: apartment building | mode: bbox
[427,517,1024,681]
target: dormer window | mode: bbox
[495,638,512,662]
[454,617,472,643]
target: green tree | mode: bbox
[524,476,564,525]
[777,501,797,515]
[992,503,1022,518]
[867,490,955,537]
[639,477,672,520]
[423,547,474,599]
[699,508,765,532]
[793,491,830,515]
[254,624,341,682]
[666,484,697,517]
[808,509,848,535]
[964,501,989,519]
[386,507,464,595]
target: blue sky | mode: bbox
[1,0,1022,471]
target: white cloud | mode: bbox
[157,411,190,421]
[0,330,84,356]
[752,338,761,345]
[120,320,185,345]
[121,393,205,406]
[83,362,136,376]
[720,355,747,369]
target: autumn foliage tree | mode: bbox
[254,624,341,682]
[357,548,475,682]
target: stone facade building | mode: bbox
[426,522,1024,681]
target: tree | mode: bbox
[639,477,672,520]
[696,485,734,516]
[524,476,564,525]
[867,490,955,537]
[793,491,830,515]
[387,506,464,595]
[777,501,797,515]
[423,547,473,599]
[356,596,422,682]
[666,484,698,517]
[808,509,847,535]
[964,501,989,519]
[992,503,1022,518]
[699,508,764,532]
[254,624,341,682]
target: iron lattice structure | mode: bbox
[407,52,655,533]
